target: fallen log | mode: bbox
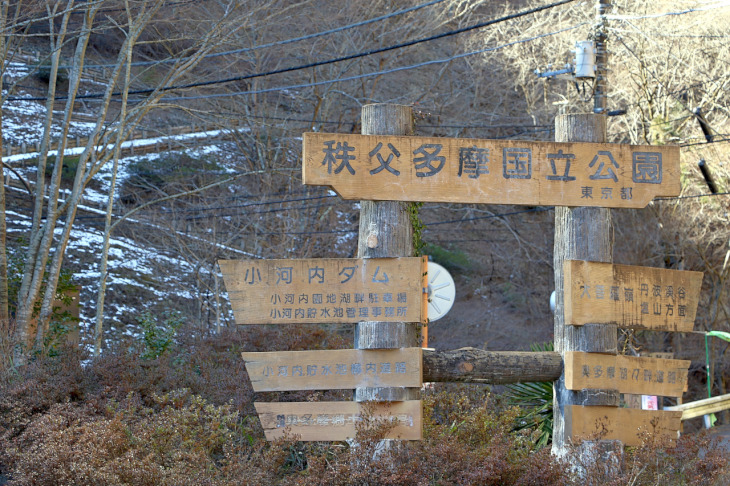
[422,347,562,384]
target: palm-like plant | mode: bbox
[505,343,554,447]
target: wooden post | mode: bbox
[552,114,621,457]
[422,348,562,384]
[355,104,419,403]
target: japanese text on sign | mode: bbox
[219,257,428,325]
[241,348,423,392]
[302,133,680,208]
[564,260,702,331]
[254,401,423,441]
[564,352,689,397]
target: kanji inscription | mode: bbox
[564,352,689,397]
[302,133,681,208]
[255,401,422,441]
[219,257,428,325]
[564,260,703,331]
[565,405,682,447]
[241,348,423,392]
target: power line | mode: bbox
[655,191,730,201]
[78,0,448,69]
[681,137,730,147]
[7,0,578,102]
[605,2,730,21]
[167,193,338,215]
[142,23,586,103]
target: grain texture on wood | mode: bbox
[552,113,618,456]
[242,348,423,392]
[665,393,730,420]
[565,405,683,446]
[355,104,420,403]
[421,348,562,384]
[564,351,690,397]
[219,257,427,325]
[255,400,422,441]
[302,132,680,208]
[564,260,702,331]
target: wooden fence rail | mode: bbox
[665,393,730,420]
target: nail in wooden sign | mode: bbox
[254,400,422,441]
[564,260,703,331]
[564,352,689,397]
[242,348,423,392]
[302,133,680,209]
[219,257,428,325]
[565,405,683,446]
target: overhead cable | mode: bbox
[7,0,578,102]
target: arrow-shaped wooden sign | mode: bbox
[255,401,422,441]
[565,405,682,446]
[564,260,703,331]
[564,352,689,397]
[242,348,423,392]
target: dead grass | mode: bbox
[0,328,727,485]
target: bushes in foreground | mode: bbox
[0,327,727,485]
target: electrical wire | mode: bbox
[7,0,579,102]
[605,2,730,21]
[141,23,586,103]
[77,0,448,69]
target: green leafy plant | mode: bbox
[505,342,554,447]
[406,201,425,255]
[424,243,470,273]
[137,310,184,359]
[43,154,82,182]
[35,58,69,84]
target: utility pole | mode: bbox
[593,0,610,114]
[551,0,621,461]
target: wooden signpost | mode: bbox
[255,401,422,441]
[564,351,690,397]
[219,257,427,325]
[221,108,699,452]
[565,405,683,446]
[302,132,680,209]
[241,348,423,392]
[564,260,703,331]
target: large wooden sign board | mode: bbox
[564,260,703,331]
[242,348,423,392]
[564,352,689,397]
[219,257,427,325]
[302,133,680,209]
[565,405,682,446]
[255,401,422,441]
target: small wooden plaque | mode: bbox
[564,260,703,331]
[254,400,422,441]
[242,348,423,392]
[564,352,689,397]
[219,257,427,325]
[302,133,680,209]
[565,405,682,446]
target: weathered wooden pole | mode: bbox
[356,104,419,403]
[552,114,621,458]
[423,348,562,384]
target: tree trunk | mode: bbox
[94,4,135,356]
[13,3,73,359]
[0,2,9,333]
